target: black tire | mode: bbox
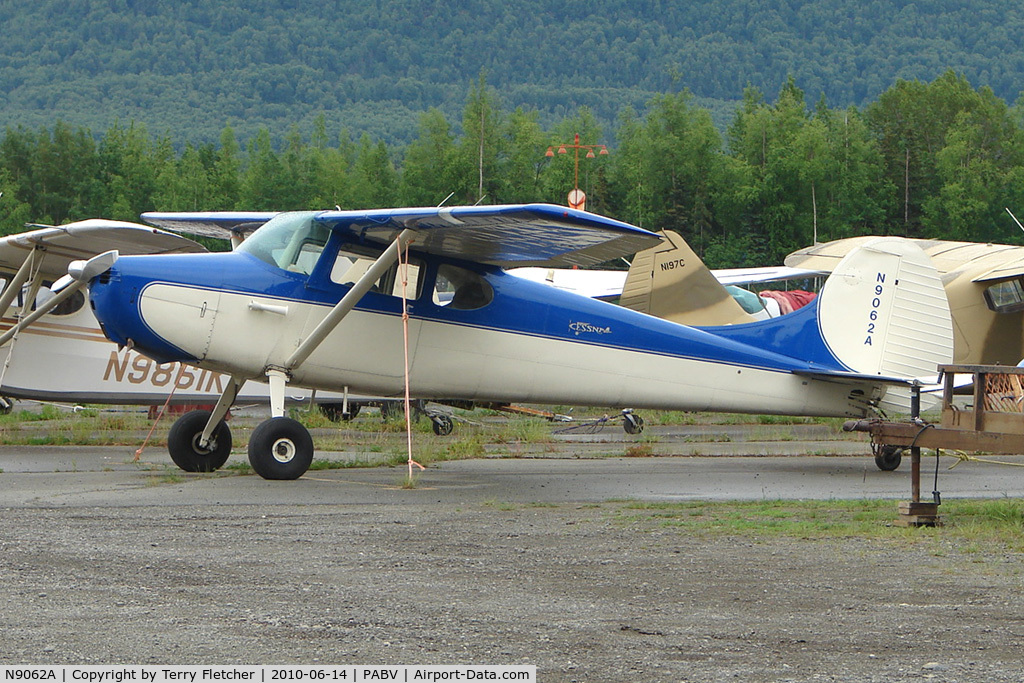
[247,417,314,480]
[874,444,903,471]
[431,414,454,436]
[623,413,645,435]
[166,410,232,472]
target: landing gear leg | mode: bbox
[248,368,314,480]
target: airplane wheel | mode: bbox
[248,417,314,480]
[431,414,454,436]
[623,413,645,435]
[874,444,903,471]
[166,410,232,472]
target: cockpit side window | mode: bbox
[238,212,329,275]
[433,264,493,310]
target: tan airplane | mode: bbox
[619,230,820,326]
[621,229,1024,366]
[786,237,1024,366]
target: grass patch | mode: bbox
[145,473,186,485]
[223,460,253,474]
[446,434,488,459]
[611,498,1024,550]
[624,443,655,457]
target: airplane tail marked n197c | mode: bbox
[79,204,953,479]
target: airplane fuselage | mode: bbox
[89,249,879,419]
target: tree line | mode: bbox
[2,70,1023,267]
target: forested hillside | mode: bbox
[3,72,1023,270]
[2,2,1024,269]
[1,0,1023,144]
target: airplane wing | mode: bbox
[507,267,628,299]
[142,211,277,242]
[0,218,207,277]
[784,237,883,272]
[508,264,823,300]
[711,265,825,285]
[313,204,663,268]
[787,236,1024,283]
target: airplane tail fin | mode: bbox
[818,237,954,413]
[620,231,758,325]
[816,236,953,384]
[709,237,953,414]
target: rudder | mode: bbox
[817,237,953,411]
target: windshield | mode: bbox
[237,211,331,275]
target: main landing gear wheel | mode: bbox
[248,417,314,480]
[623,412,645,435]
[874,444,904,471]
[166,410,232,472]
[431,414,454,436]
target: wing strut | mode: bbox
[0,245,43,321]
[0,248,121,346]
[0,279,89,348]
[283,229,417,371]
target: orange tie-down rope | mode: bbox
[398,240,425,480]
[134,363,188,461]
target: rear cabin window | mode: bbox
[329,244,424,299]
[432,265,493,310]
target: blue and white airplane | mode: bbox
[76,204,954,479]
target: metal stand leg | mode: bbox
[898,382,941,527]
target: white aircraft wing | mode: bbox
[508,267,628,299]
[969,254,1024,282]
[710,265,825,285]
[0,218,207,277]
[142,211,277,243]
[509,264,823,300]
[314,204,663,268]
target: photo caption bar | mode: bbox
[0,666,536,683]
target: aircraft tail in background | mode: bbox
[620,230,759,325]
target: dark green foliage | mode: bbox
[4,1,1024,145]
[2,69,1024,271]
